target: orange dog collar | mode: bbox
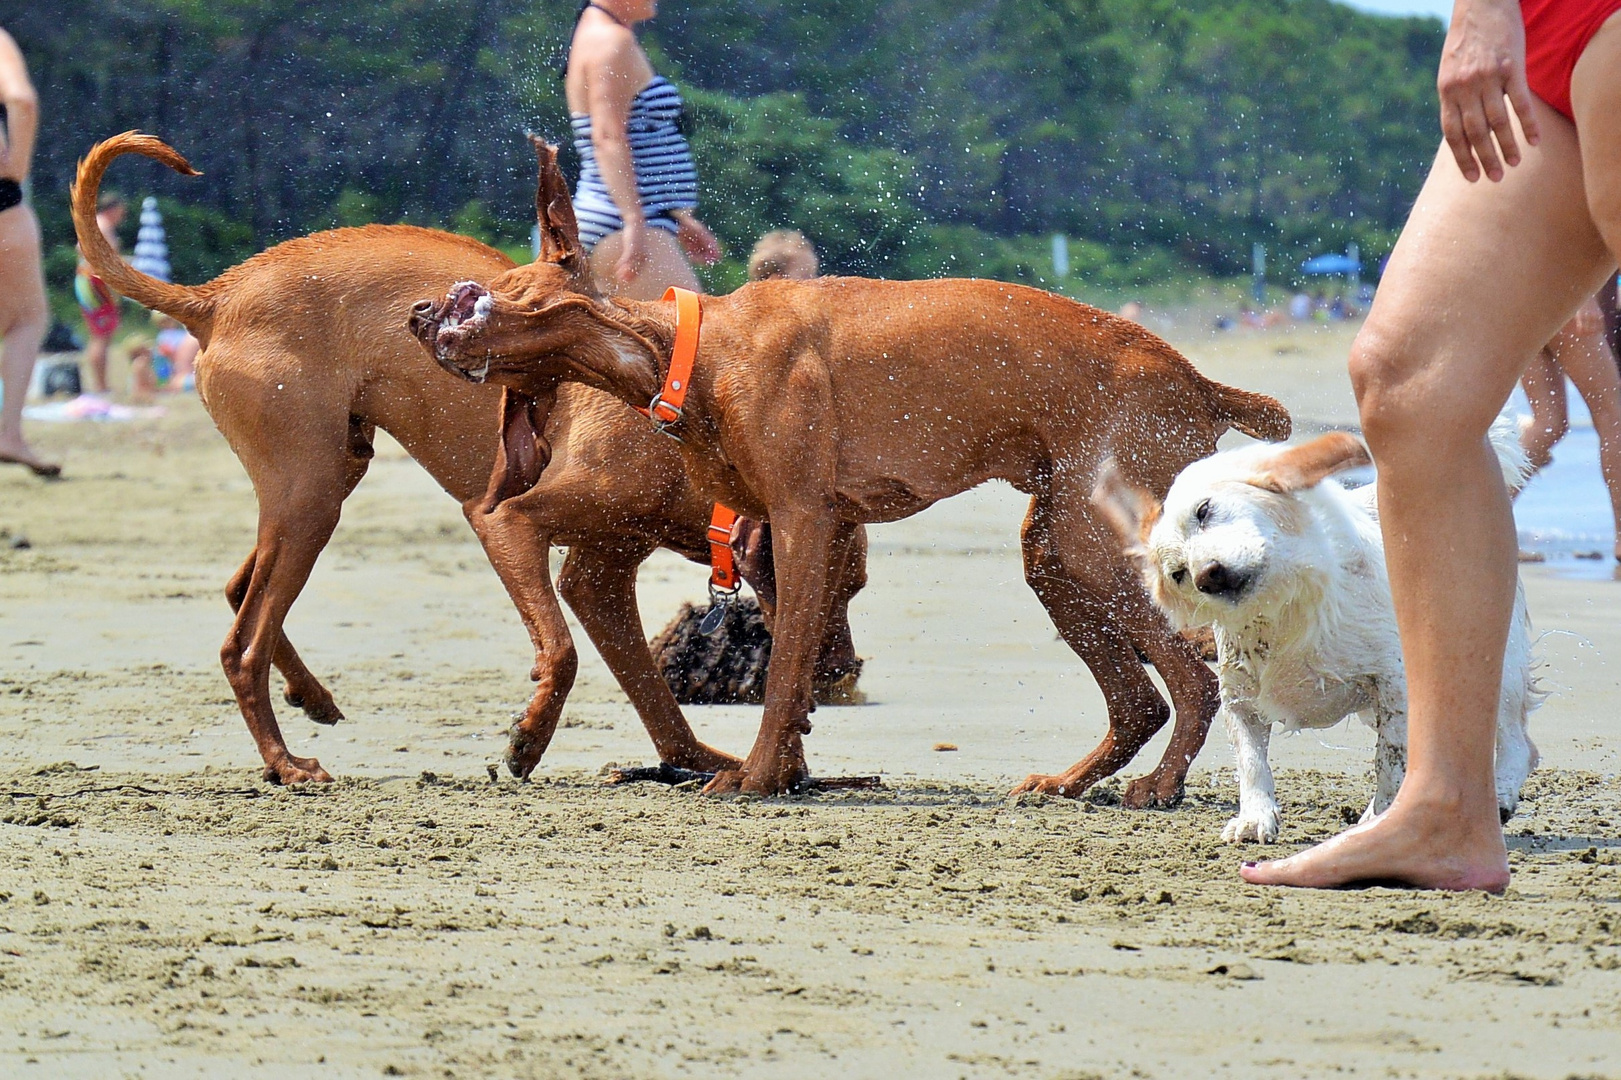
[632,289,737,598]
[707,504,739,592]
[648,286,702,435]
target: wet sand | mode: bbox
[2,323,1619,1077]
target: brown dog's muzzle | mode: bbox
[410,282,494,383]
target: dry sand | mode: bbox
[2,322,1619,1078]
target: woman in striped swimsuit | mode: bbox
[565,0,719,300]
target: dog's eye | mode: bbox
[1170,568,1187,585]
[1194,499,1212,526]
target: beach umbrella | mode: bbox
[130,197,172,283]
[1299,253,1361,275]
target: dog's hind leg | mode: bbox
[225,551,343,724]
[813,524,867,703]
[221,467,350,785]
[559,544,742,773]
[705,514,854,795]
[1012,483,1220,807]
[222,419,371,728]
[1367,706,1409,820]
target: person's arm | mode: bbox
[1437,0,1538,183]
[669,208,721,265]
[0,29,39,181]
[584,32,652,283]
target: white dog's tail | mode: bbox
[1489,413,1534,496]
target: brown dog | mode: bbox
[411,144,1292,802]
[72,132,865,784]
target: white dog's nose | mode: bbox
[1195,561,1247,597]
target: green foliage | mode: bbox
[15,0,1443,301]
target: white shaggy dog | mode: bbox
[1096,423,1540,843]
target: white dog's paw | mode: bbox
[1221,805,1281,844]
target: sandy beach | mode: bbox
[2,321,1619,1078]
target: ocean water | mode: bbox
[1507,385,1618,575]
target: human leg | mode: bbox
[1243,97,1615,890]
[0,204,54,473]
[1517,349,1566,471]
[1570,18,1621,558]
[1546,310,1621,558]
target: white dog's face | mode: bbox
[1097,433,1371,630]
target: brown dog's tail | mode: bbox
[1211,382,1292,442]
[72,132,215,331]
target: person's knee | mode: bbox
[1349,328,1493,457]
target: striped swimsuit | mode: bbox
[570,75,699,250]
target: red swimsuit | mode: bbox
[1521,0,1621,119]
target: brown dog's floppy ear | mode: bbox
[1092,458,1163,558]
[479,386,556,515]
[1248,431,1371,494]
[528,134,583,269]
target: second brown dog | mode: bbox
[413,144,1292,802]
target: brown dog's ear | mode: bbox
[529,135,583,270]
[1248,431,1370,494]
[1092,458,1163,556]
[479,386,556,515]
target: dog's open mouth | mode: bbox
[412,282,494,382]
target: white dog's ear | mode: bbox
[1248,432,1371,494]
[1093,459,1163,555]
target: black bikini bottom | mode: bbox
[0,179,21,213]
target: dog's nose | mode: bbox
[1194,561,1245,597]
[408,299,436,332]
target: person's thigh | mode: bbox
[1573,14,1621,262]
[1355,98,1614,434]
[0,206,47,336]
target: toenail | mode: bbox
[1241,861,1258,868]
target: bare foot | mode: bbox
[0,438,61,478]
[262,754,333,785]
[1238,791,1509,892]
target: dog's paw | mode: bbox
[1123,770,1185,809]
[262,754,333,786]
[1221,806,1281,844]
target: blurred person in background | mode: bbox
[747,229,818,281]
[0,26,57,477]
[75,192,125,395]
[564,0,720,299]
[1517,292,1621,561]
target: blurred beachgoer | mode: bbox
[1117,300,1145,324]
[0,27,57,477]
[75,192,125,394]
[748,229,818,281]
[1517,294,1621,559]
[124,334,158,405]
[1600,275,1619,367]
[152,311,198,390]
[564,0,720,300]
[1244,0,1621,892]
[1288,292,1311,320]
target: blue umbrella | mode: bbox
[1300,253,1361,275]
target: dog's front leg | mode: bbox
[704,513,850,796]
[1365,705,1408,821]
[1221,701,1281,843]
[464,498,579,779]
